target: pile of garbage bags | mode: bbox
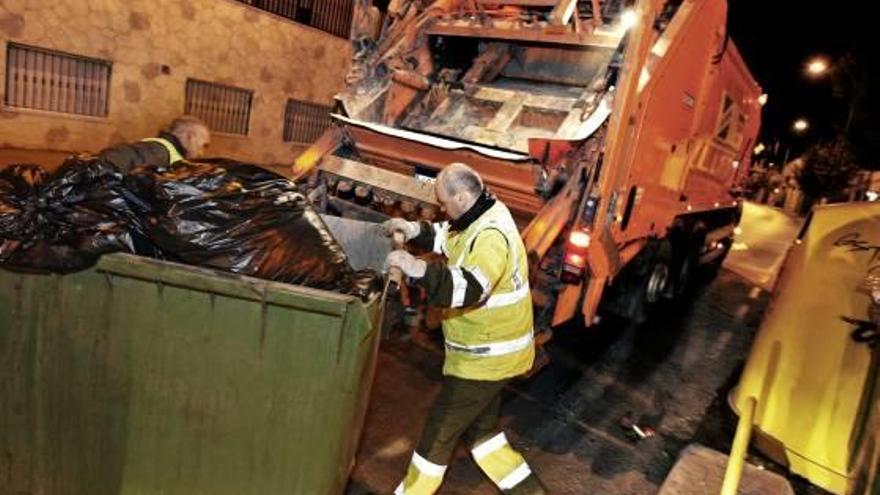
[0,156,381,300]
[0,158,156,273]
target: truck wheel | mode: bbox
[626,242,672,325]
[645,261,670,304]
[601,240,672,325]
[668,236,701,300]
[702,237,732,279]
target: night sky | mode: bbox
[727,1,878,166]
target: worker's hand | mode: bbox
[385,250,427,279]
[382,218,420,241]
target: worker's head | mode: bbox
[435,163,483,220]
[166,116,211,159]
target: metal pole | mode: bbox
[720,396,757,495]
[845,99,855,136]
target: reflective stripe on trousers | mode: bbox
[394,451,447,495]
[471,432,533,491]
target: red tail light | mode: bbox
[564,253,586,267]
[561,229,590,284]
[569,231,591,249]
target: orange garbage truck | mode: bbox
[294,0,763,337]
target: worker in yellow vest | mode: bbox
[98,116,210,172]
[385,163,545,495]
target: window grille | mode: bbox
[283,98,333,143]
[4,42,111,117]
[235,0,355,38]
[184,79,253,135]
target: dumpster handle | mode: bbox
[369,277,395,344]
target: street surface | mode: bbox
[726,202,802,290]
[348,203,810,494]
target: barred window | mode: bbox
[184,79,253,135]
[284,99,333,143]
[4,42,111,117]
[235,0,355,38]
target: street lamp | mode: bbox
[778,119,809,165]
[620,9,638,31]
[806,57,829,77]
[804,54,858,134]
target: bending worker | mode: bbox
[385,162,545,495]
[98,115,211,172]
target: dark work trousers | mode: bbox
[418,376,508,463]
[416,376,546,495]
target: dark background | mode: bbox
[727,0,878,167]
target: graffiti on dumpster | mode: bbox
[834,232,880,265]
[833,233,880,347]
[841,315,879,348]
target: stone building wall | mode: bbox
[0,0,351,165]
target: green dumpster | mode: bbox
[0,253,382,495]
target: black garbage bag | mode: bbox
[0,158,156,273]
[126,159,382,299]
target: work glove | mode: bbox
[385,250,427,279]
[382,218,421,241]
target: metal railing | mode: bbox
[4,42,111,117]
[185,79,253,135]
[235,0,354,38]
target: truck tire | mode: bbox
[668,233,702,300]
[702,237,732,279]
[606,240,672,325]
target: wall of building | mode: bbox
[0,0,351,166]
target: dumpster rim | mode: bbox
[96,253,372,316]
